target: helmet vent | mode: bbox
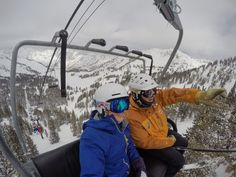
[112,93,121,96]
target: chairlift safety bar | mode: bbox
[10,39,148,152]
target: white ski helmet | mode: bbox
[128,73,158,108]
[128,73,158,91]
[94,83,129,114]
[94,83,128,103]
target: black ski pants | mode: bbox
[137,130,188,177]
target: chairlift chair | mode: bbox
[6,35,163,177]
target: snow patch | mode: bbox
[31,124,78,154]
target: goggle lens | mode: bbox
[141,89,156,98]
[109,97,129,113]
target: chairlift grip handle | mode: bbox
[91,39,106,46]
[60,30,68,97]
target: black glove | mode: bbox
[132,158,147,177]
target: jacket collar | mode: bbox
[129,96,158,113]
[84,110,128,133]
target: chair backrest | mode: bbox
[32,138,167,177]
[32,139,80,177]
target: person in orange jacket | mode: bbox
[125,73,226,177]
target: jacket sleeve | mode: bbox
[80,135,105,177]
[128,119,175,149]
[157,88,199,107]
[126,125,141,162]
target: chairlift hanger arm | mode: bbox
[153,0,183,83]
[142,54,153,75]
[59,30,68,97]
[154,0,182,30]
[158,29,183,83]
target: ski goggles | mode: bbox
[140,89,156,98]
[108,97,129,113]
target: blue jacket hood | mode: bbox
[83,110,125,134]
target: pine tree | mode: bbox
[77,115,84,135]
[33,108,43,117]
[17,103,28,118]
[0,121,17,176]
[25,135,39,157]
[70,110,79,136]
[48,117,60,144]
[3,104,11,117]
[0,106,4,119]
[1,124,26,166]
[64,107,70,125]
[227,82,236,104]
[78,111,89,135]
[0,151,16,177]
[43,109,51,120]
[177,103,234,177]
[19,116,32,135]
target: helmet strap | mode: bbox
[132,92,153,108]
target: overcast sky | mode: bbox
[0,0,235,60]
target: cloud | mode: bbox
[0,0,235,60]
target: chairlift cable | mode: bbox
[69,0,107,44]
[68,0,96,40]
[38,0,85,104]
[64,0,86,31]
[49,0,106,78]
[51,0,96,72]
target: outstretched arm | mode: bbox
[157,87,199,107]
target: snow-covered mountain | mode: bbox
[0,47,209,77]
[144,48,209,72]
[0,48,48,77]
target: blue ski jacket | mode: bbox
[79,110,140,177]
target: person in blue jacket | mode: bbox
[80,83,146,177]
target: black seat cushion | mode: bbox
[32,139,167,177]
[32,139,80,177]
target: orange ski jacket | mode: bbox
[125,88,199,149]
